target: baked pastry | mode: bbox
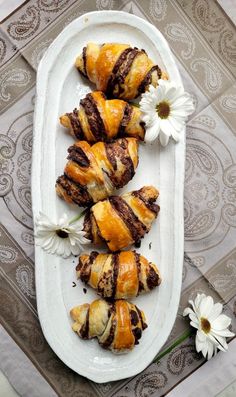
[83,185,159,251]
[76,250,161,299]
[60,91,145,142]
[56,137,138,207]
[75,43,168,100]
[70,299,147,352]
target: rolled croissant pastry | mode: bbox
[76,251,161,299]
[56,137,138,207]
[83,186,159,251]
[60,91,145,142]
[75,43,168,100]
[70,299,147,352]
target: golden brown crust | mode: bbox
[116,251,139,298]
[70,299,147,352]
[95,43,130,91]
[75,43,168,100]
[91,200,133,251]
[77,250,161,299]
[60,91,145,142]
[84,186,159,251]
[113,300,135,351]
[56,138,139,207]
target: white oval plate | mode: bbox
[32,11,184,383]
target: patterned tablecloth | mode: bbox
[0,1,236,396]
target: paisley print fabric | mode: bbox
[0,1,235,396]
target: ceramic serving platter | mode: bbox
[32,11,185,383]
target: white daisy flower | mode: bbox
[183,293,234,360]
[140,80,195,146]
[35,212,89,258]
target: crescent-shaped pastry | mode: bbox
[56,137,138,207]
[83,185,160,251]
[75,43,168,100]
[60,91,145,142]
[76,250,161,298]
[70,299,147,352]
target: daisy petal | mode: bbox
[159,130,170,146]
[199,295,214,318]
[208,302,223,322]
[211,314,231,330]
[183,307,195,316]
[145,120,161,142]
[211,329,235,338]
[207,340,214,360]
[197,330,206,342]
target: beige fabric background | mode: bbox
[0,1,236,396]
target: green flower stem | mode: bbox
[129,102,140,108]
[154,328,193,363]
[69,209,87,225]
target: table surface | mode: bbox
[0,1,235,397]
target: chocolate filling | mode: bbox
[56,174,92,207]
[135,306,148,330]
[80,93,107,141]
[105,139,135,188]
[66,109,84,140]
[118,103,133,137]
[130,310,139,326]
[140,121,146,138]
[106,48,142,97]
[111,253,119,298]
[80,251,99,284]
[83,212,93,241]
[101,318,116,349]
[104,141,118,170]
[80,309,89,339]
[135,252,144,293]
[132,190,160,216]
[82,46,87,77]
[106,48,132,96]
[92,212,109,245]
[137,65,162,96]
[109,196,147,242]
[146,265,160,290]
[67,145,90,167]
[76,257,84,272]
[132,327,142,345]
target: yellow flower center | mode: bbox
[56,229,68,238]
[201,317,211,334]
[156,101,170,119]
